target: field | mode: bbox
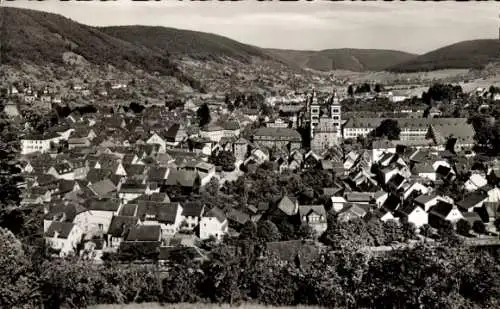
[88,303,326,309]
[331,69,471,83]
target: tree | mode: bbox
[296,224,316,240]
[197,103,211,127]
[257,220,281,242]
[209,150,236,172]
[355,83,371,94]
[456,219,471,236]
[472,220,486,234]
[162,265,203,303]
[0,112,25,236]
[347,85,354,97]
[494,218,500,231]
[372,119,401,140]
[128,102,145,114]
[240,221,258,240]
[438,221,461,245]
[445,136,457,153]
[374,84,384,93]
[0,228,39,309]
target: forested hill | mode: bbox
[265,48,418,72]
[101,26,279,64]
[388,39,500,72]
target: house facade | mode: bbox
[199,207,228,240]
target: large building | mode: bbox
[309,90,343,152]
[343,117,475,149]
[253,127,302,152]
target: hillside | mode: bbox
[0,7,183,75]
[389,39,500,72]
[0,7,302,92]
[101,26,279,65]
[266,48,417,72]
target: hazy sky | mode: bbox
[4,1,500,54]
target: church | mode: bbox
[301,88,343,153]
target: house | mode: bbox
[45,221,83,256]
[165,169,201,192]
[119,182,148,204]
[147,167,170,184]
[106,216,139,249]
[456,191,488,214]
[368,208,396,223]
[194,162,216,186]
[123,164,147,181]
[428,201,464,227]
[137,202,184,238]
[125,224,162,242]
[277,195,299,216]
[412,163,436,181]
[345,192,373,205]
[165,124,188,146]
[88,179,117,198]
[464,174,488,192]
[47,163,75,180]
[338,204,370,222]
[181,202,205,231]
[373,190,389,208]
[427,118,475,151]
[73,198,121,236]
[414,194,445,212]
[68,137,91,149]
[244,148,269,167]
[199,207,228,240]
[331,196,348,212]
[199,124,226,142]
[484,186,500,222]
[298,205,328,236]
[3,102,20,118]
[147,132,167,153]
[119,225,162,261]
[380,166,401,185]
[397,204,428,228]
[402,181,429,200]
[21,132,60,155]
[386,173,407,191]
[57,179,81,197]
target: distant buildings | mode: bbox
[342,117,475,150]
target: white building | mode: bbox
[45,221,83,257]
[21,133,60,155]
[199,207,228,240]
[73,199,120,237]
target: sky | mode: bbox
[3,0,500,54]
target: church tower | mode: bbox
[310,88,320,138]
[330,91,342,139]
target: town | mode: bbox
[2,74,500,308]
[1,76,498,257]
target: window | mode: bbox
[333,116,339,120]
[98,224,103,231]
[312,108,319,114]
[332,109,339,113]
